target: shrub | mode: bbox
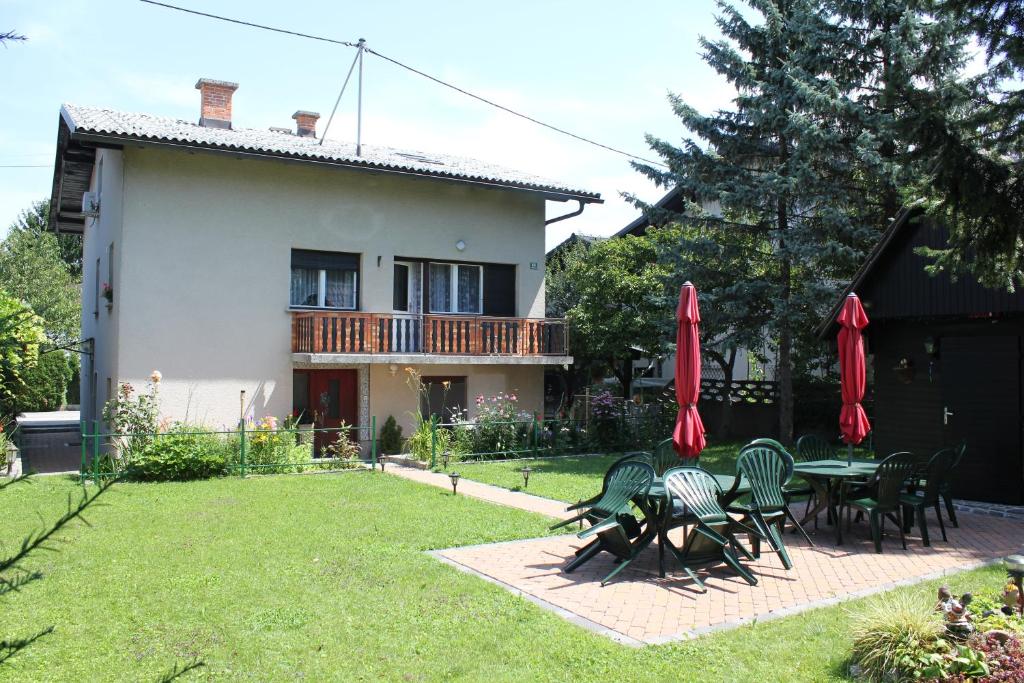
[471,391,528,456]
[11,350,72,412]
[448,423,474,462]
[129,424,229,481]
[379,415,403,454]
[404,415,450,462]
[240,415,317,474]
[320,422,361,463]
[851,593,948,682]
[102,378,160,465]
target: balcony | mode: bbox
[290,311,571,364]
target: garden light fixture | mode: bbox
[449,472,460,495]
[923,336,938,356]
[442,450,450,470]
[520,466,533,489]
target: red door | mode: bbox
[308,370,358,455]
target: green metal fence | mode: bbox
[428,412,668,468]
[79,418,378,482]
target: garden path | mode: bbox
[382,463,575,520]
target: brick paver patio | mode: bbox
[435,510,1024,645]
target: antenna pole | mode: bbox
[356,38,365,157]
[320,38,365,146]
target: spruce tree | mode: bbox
[922,0,1024,288]
[821,1,973,232]
[638,0,869,441]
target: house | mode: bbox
[817,207,1024,505]
[609,187,773,389]
[49,77,601,445]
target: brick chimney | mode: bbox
[195,78,239,129]
[292,111,320,138]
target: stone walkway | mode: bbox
[383,464,575,520]
[436,511,1024,645]
[955,499,1024,521]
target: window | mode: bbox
[290,249,359,309]
[107,243,114,310]
[393,263,409,312]
[93,258,100,317]
[420,376,468,422]
[428,263,481,314]
[292,371,310,421]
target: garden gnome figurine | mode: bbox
[1003,583,1020,616]
[945,600,974,639]
[935,585,953,612]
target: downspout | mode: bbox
[544,199,586,226]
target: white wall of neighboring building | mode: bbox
[81,146,550,428]
[79,147,124,427]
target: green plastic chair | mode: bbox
[940,443,967,528]
[560,461,656,585]
[900,449,957,547]
[727,444,814,569]
[562,451,653,516]
[661,466,760,590]
[652,437,696,475]
[838,452,916,553]
[748,437,789,455]
[795,434,834,462]
[793,434,837,527]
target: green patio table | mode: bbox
[792,458,879,544]
[644,473,751,577]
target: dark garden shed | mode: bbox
[819,207,1024,505]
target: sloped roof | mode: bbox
[613,186,690,238]
[58,104,602,202]
[814,207,917,339]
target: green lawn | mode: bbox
[454,440,745,504]
[0,472,1006,681]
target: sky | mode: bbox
[0,0,736,250]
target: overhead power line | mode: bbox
[364,48,668,168]
[137,0,359,47]
[137,0,668,169]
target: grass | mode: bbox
[453,440,744,504]
[0,472,1008,681]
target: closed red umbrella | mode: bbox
[673,282,705,458]
[837,292,871,465]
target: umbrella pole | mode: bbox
[847,442,853,467]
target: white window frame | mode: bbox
[290,267,359,310]
[428,262,482,315]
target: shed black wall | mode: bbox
[860,216,1024,320]
[869,317,1024,504]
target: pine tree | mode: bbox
[920,0,1024,288]
[638,0,870,441]
[820,1,973,232]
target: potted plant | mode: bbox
[101,282,114,307]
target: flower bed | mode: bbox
[850,579,1024,682]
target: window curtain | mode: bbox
[457,265,481,313]
[429,263,451,312]
[291,267,319,307]
[325,270,357,309]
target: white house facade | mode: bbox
[50,78,600,441]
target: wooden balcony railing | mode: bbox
[291,311,569,356]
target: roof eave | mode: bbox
[64,127,603,204]
[813,206,921,339]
